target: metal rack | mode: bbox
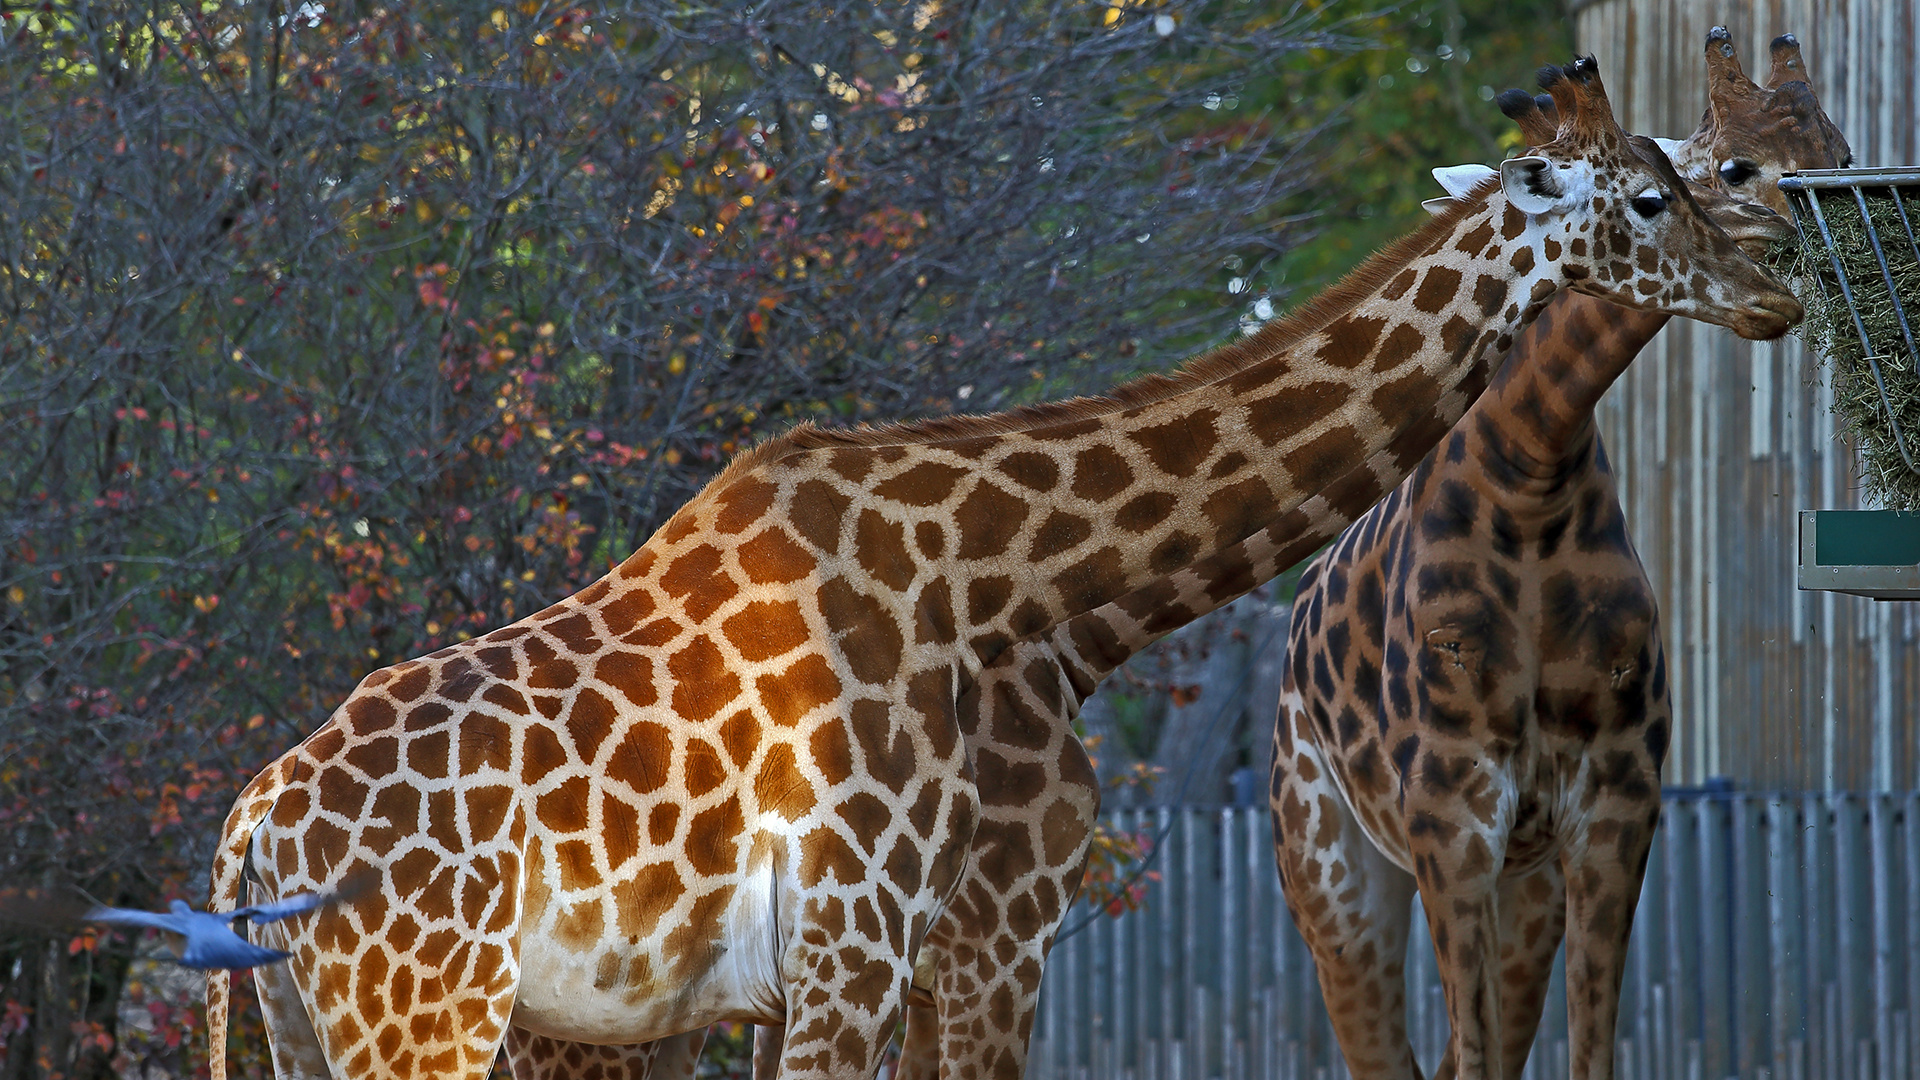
[1780,168,1920,599]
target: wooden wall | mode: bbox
[1572,0,1920,789]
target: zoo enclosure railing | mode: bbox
[1029,794,1920,1080]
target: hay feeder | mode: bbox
[1778,168,1920,599]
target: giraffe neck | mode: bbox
[856,184,1571,660]
[1465,293,1670,477]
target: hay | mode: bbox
[1764,182,1920,509]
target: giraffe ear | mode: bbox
[1421,197,1459,216]
[1431,164,1498,200]
[1499,155,1565,215]
[1651,136,1686,158]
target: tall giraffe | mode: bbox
[203,53,1798,1080]
[565,56,1814,1080]
[1269,32,1846,1080]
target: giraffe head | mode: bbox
[1671,27,1852,216]
[1496,90,1796,259]
[1489,56,1800,340]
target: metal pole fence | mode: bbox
[1029,793,1920,1080]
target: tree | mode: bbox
[0,1,1355,1074]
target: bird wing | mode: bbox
[230,890,332,925]
[85,906,184,933]
[179,932,293,971]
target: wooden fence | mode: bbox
[1029,796,1920,1080]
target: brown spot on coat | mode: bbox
[595,652,657,708]
[612,863,684,938]
[754,742,817,819]
[995,451,1060,492]
[722,599,812,662]
[1070,445,1132,501]
[757,653,841,727]
[872,461,970,505]
[521,725,570,784]
[459,714,513,774]
[685,797,744,875]
[566,688,619,763]
[1028,510,1093,561]
[818,577,903,685]
[811,719,856,786]
[600,588,657,637]
[954,481,1029,560]
[967,576,1014,623]
[798,825,865,886]
[1201,476,1275,545]
[659,544,737,625]
[1127,409,1218,477]
[851,699,917,792]
[606,722,672,794]
[714,478,778,534]
[1114,491,1177,533]
[915,577,957,645]
[536,776,590,832]
[1318,315,1387,368]
[683,739,727,798]
[720,711,760,767]
[788,479,851,555]
[668,635,742,721]
[1283,426,1368,488]
[1372,323,1426,370]
[648,803,679,845]
[854,509,916,591]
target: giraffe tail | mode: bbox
[205,757,294,1080]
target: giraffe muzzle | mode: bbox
[1730,290,1805,340]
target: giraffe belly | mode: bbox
[511,858,785,1043]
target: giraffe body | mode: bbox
[203,52,1799,1080]
[1269,34,1846,1080]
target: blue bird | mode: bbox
[85,891,338,971]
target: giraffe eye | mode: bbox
[1719,160,1758,185]
[1631,188,1667,218]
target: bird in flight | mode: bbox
[85,891,341,971]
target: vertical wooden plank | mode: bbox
[1872,795,1899,1080]
[1734,795,1770,1074]
[1698,795,1732,1077]
[1770,796,1809,1076]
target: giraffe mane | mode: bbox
[715,178,1500,483]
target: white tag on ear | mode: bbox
[1420,197,1458,216]
[1432,164,1498,200]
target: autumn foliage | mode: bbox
[0,0,1348,1074]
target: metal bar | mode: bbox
[1779,168,1920,190]
[1803,185,1920,474]
[1848,184,1920,477]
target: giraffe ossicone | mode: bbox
[1271,32,1843,1080]
[201,51,1798,1080]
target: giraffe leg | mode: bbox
[899,640,1102,1080]
[240,870,334,1080]
[248,916,332,1080]
[1401,770,1513,1080]
[1270,707,1424,1080]
[1428,865,1567,1080]
[893,994,940,1080]
[752,1024,783,1080]
[500,1029,661,1079]
[1560,797,1661,1080]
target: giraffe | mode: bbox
[1267,32,1847,1080]
[201,52,1799,1080]
[744,55,1820,1080]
